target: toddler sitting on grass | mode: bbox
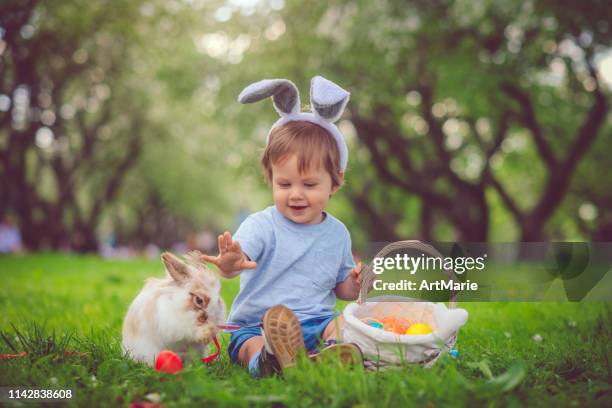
[202,77,364,377]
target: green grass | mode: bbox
[0,254,610,407]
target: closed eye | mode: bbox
[304,183,317,188]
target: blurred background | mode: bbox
[0,0,611,257]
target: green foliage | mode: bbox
[212,0,612,242]
[2,0,611,248]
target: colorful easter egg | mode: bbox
[155,350,183,373]
[367,321,384,329]
[405,323,432,335]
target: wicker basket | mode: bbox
[342,240,464,368]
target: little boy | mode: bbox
[202,77,363,377]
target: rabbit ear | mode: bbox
[161,252,191,284]
[310,76,350,123]
[185,250,220,289]
[238,79,300,116]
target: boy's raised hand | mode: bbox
[350,261,364,289]
[335,261,365,301]
[201,231,257,277]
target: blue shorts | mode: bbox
[228,314,336,364]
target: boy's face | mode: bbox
[271,154,342,224]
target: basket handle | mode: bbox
[357,240,457,308]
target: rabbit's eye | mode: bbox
[191,293,210,309]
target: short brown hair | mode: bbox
[261,121,343,188]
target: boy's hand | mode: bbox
[201,231,257,277]
[335,262,364,301]
[349,261,364,291]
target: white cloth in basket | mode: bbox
[343,302,468,364]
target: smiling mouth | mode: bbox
[289,205,308,211]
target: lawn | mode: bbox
[0,254,610,407]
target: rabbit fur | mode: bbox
[122,251,226,365]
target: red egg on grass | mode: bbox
[155,350,183,374]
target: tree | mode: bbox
[0,0,247,251]
[0,0,158,250]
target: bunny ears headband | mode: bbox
[238,76,350,172]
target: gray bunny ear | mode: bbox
[310,76,350,123]
[238,79,300,116]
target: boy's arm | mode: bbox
[334,262,363,301]
[201,231,257,279]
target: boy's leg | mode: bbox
[261,304,305,369]
[314,315,363,366]
[235,305,305,377]
[237,336,264,366]
[238,336,283,378]
[321,315,344,341]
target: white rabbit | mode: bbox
[122,251,226,365]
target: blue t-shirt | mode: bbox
[228,206,355,326]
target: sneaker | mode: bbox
[260,304,305,372]
[310,341,364,367]
[256,347,281,377]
